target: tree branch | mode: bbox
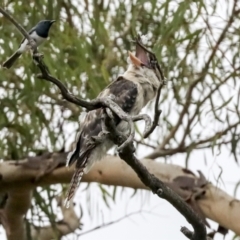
[145,120,240,160]
[112,141,206,239]
[94,113,203,239]
[3,189,32,240]
[99,114,207,239]
[1,155,240,235]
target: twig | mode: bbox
[77,210,144,237]
[134,140,156,149]
[177,68,240,150]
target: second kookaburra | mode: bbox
[65,37,163,205]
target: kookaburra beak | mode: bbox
[128,40,151,68]
[128,51,143,66]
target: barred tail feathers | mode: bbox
[65,168,84,208]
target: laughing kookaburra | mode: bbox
[65,38,162,205]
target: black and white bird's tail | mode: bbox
[2,51,22,69]
[65,168,84,208]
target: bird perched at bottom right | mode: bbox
[65,36,163,206]
[2,20,55,69]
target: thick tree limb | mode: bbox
[0,155,239,235]
[3,189,32,240]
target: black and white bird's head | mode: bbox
[128,36,163,84]
[35,20,56,38]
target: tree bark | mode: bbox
[0,154,239,235]
[3,189,32,240]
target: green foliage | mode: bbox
[0,0,239,159]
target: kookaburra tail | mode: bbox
[65,36,163,206]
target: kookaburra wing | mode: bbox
[65,38,163,206]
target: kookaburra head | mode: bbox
[65,36,163,206]
[128,35,163,83]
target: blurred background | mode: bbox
[0,0,240,239]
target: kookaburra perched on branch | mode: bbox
[65,36,163,206]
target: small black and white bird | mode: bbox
[2,20,55,69]
[65,37,163,206]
